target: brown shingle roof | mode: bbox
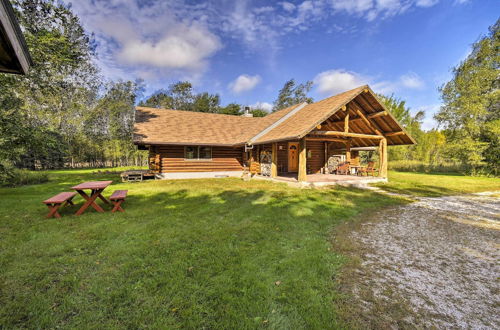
[133,103,300,146]
[252,85,367,144]
[133,85,416,147]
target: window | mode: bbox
[199,146,212,159]
[185,146,212,160]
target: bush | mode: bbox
[388,160,466,174]
[0,169,49,187]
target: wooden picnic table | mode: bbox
[71,181,113,216]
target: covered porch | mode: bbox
[246,87,414,183]
[263,133,388,184]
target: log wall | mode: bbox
[151,145,244,173]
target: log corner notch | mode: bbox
[298,138,307,182]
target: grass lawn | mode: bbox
[375,171,500,197]
[0,168,405,329]
[1,169,498,328]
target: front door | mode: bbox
[288,142,299,172]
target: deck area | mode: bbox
[256,172,387,187]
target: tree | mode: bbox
[377,94,413,127]
[219,103,241,115]
[250,109,268,117]
[1,0,100,171]
[139,91,173,109]
[193,92,220,113]
[378,94,448,166]
[169,81,194,110]
[273,79,313,111]
[0,0,147,175]
[435,18,499,174]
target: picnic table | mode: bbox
[71,181,112,216]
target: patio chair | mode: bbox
[358,161,378,176]
[336,162,350,175]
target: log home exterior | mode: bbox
[134,85,416,181]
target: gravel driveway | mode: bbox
[337,192,500,329]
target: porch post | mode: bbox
[298,138,307,182]
[323,142,328,173]
[345,139,351,162]
[271,143,278,178]
[379,138,388,177]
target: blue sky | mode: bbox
[64,0,498,129]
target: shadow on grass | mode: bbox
[377,184,458,197]
[0,175,406,329]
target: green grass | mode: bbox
[2,169,497,328]
[0,168,405,329]
[375,171,500,197]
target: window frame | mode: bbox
[184,146,213,161]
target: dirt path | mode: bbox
[336,192,500,329]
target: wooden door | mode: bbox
[288,142,299,172]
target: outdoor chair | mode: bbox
[336,162,350,175]
[358,161,378,176]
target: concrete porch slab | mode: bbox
[254,173,387,188]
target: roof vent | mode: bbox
[241,106,253,117]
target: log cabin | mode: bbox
[134,85,416,182]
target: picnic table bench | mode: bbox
[42,181,130,218]
[42,192,77,218]
[110,190,128,213]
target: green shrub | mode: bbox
[388,160,466,173]
[0,169,49,187]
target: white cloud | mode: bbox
[314,69,425,95]
[118,24,221,70]
[63,0,221,80]
[229,74,262,93]
[280,2,297,12]
[254,6,275,14]
[400,72,425,89]
[330,0,373,14]
[416,0,439,7]
[251,102,273,112]
[314,69,370,94]
[329,0,437,21]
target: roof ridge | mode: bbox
[309,84,368,106]
[135,106,262,120]
[247,102,308,145]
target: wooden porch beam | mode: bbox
[271,143,278,178]
[344,112,349,133]
[328,117,363,125]
[324,141,328,173]
[367,111,387,119]
[379,138,388,178]
[346,139,351,162]
[353,109,383,136]
[310,131,384,140]
[305,137,348,143]
[385,131,405,137]
[298,138,307,182]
